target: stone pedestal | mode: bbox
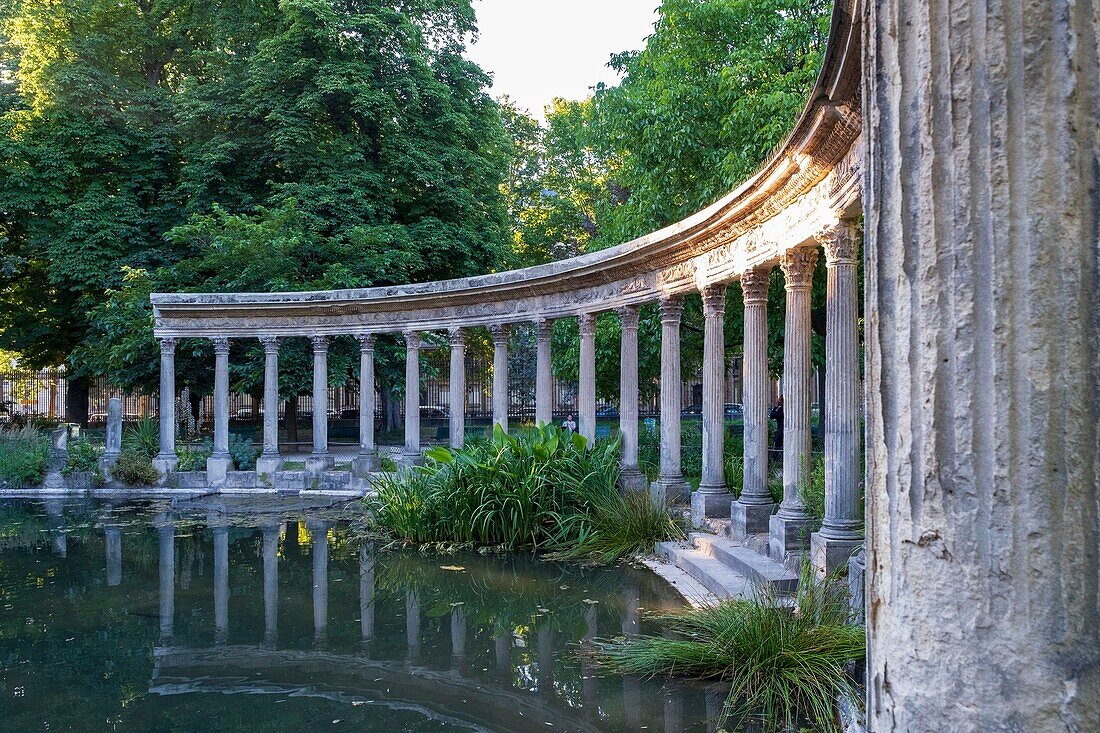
[769,513,816,565]
[731,501,773,536]
[351,453,381,476]
[305,453,334,479]
[810,533,863,577]
[206,455,233,486]
[691,491,734,520]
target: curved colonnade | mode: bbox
[152,1,863,571]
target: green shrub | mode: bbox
[228,433,259,470]
[587,565,865,732]
[379,455,399,472]
[0,427,49,486]
[63,438,101,475]
[175,441,212,472]
[123,418,160,458]
[111,449,160,486]
[802,453,826,520]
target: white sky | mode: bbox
[467,0,660,118]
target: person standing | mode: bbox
[561,414,577,432]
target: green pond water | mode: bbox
[0,497,722,732]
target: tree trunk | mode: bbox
[285,395,298,444]
[64,374,90,427]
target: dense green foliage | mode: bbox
[111,450,160,486]
[0,427,48,486]
[368,424,682,562]
[587,566,865,732]
[62,437,100,475]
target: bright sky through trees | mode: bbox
[468,0,659,118]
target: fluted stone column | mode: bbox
[811,224,863,574]
[866,2,1100,728]
[360,542,375,643]
[451,606,467,667]
[617,306,646,490]
[305,335,333,477]
[352,334,380,476]
[693,284,734,518]
[406,589,421,661]
[770,247,819,560]
[157,518,174,642]
[206,337,233,485]
[577,313,596,444]
[262,525,278,646]
[153,338,178,475]
[310,520,328,644]
[656,297,688,502]
[448,328,466,449]
[256,336,283,476]
[105,524,122,587]
[212,520,229,645]
[535,318,553,425]
[402,331,422,465]
[732,267,775,535]
[490,324,509,433]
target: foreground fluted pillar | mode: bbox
[490,324,509,433]
[866,1,1100,728]
[693,284,733,518]
[306,335,334,477]
[535,318,553,425]
[770,246,819,561]
[402,331,422,465]
[352,334,380,476]
[256,336,283,476]
[617,306,646,490]
[153,338,178,475]
[448,328,466,449]
[732,267,774,535]
[811,224,863,574]
[656,297,687,502]
[577,313,597,444]
[206,337,232,485]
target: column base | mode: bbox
[691,489,735,519]
[152,453,178,476]
[618,466,649,492]
[305,454,334,479]
[810,531,864,577]
[769,512,819,566]
[651,476,689,505]
[400,450,424,468]
[352,452,381,477]
[256,454,283,476]
[206,455,233,486]
[730,500,775,537]
[98,452,119,478]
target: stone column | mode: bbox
[537,625,554,698]
[811,224,863,574]
[153,338,178,475]
[157,519,174,642]
[206,337,233,485]
[448,328,465,449]
[451,606,467,668]
[577,312,596,444]
[310,520,328,644]
[694,284,734,518]
[306,335,333,477]
[262,525,278,646]
[656,296,687,502]
[99,397,122,476]
[212,521,229,645]
[489,324,509,433]
[405,589,421,661]
[535,318,553,425]
[352,334,380,476]
[105,525,122,587]
[866,1,1100,728]
[360,542,375,643]
[617,306,646,490]
[256,336,283,476]
[402,331,422,464]
[769,247,819,561]
[732,267,775,535]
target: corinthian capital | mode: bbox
[258,335,282,353]
[448,327,464,347]
[658,295,684,323]
[488,324,509,346]
[701,284,727,316]
[159,337,177,355]
[577,313,596,337]
[403,330,420,349]
[780,247,819,290]
[211,336,230,354]
[310,335,329,352]
[740,267,771,304]
[534,317,553,342]
[616,305,639,331]
[357,333,375,351]
[815,222,859,266]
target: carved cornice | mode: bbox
[740,267,771,305]
[780,247,819,290]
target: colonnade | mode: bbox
[153,223,864,572]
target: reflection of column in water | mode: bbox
[450,604,466,667]
[405,589,420,660]
[623,675,642,733]
[582,604,598,712]
[310,522,329,644]
[494,626,511,684]
[704,683,724,733]
[157,519,175,642]
[105,525,122,587]
[621,582,640,637]
[213,521,229,645]
[359,542,375,643]
[537,624,554,697]
[263,525,279,647]
[663,681,683,733]
[45,500,67,557]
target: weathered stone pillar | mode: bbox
[402,331,422,464]
[535,318,554,425]
[352,334,380,476]
[694,284,733,518]
[405,589,421,660]
[732,267,774,535]
[360,542,375,643]
[769,247,819,561]
[157,519,174,642]
[490,324,509,433]
[212,520,229,645]
[865,1,1100,728]
[153,338,178,475]
[811,224,862,574]
[656,296,687,502]
[577,312,596,445]
[448,328,465,449]
[451,606,467,667]
[256,336,282,476]
[306,335,333,477]
[310,520,328,644]
[617,306,646,490]
[100,396,122,476]
[105,524,122,587]
[262,525,278,646]
[206,337,233,485]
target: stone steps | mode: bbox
[689,532,799,594]
[655,541,753,600]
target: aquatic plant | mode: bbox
[585,565,865,732]
[0,427,49,487]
